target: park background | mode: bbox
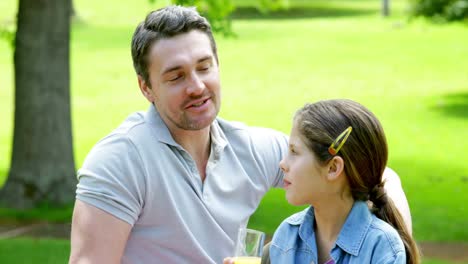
[0,0,467,263]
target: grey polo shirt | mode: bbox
[76,104,288,264]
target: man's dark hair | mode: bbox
[131,5,218,85]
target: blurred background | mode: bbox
[0,0,467,263]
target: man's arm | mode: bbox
[69,200,132,263]
[383,167,413,234]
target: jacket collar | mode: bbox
[335,201,373,256]
[285,201,373,257]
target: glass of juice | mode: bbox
[234,228,265,264]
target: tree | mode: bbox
[382,0,390,16]
[0,0,76,209]
[155,0,289,35]
[411,0,468,21]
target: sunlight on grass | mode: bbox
[0,0,466,252]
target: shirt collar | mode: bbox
[208,118,228,160]
[145,104,178,146]
[284,207,317,252]
[335,201,373,256]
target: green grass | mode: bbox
[0,204,73,223]
[0,238,70,263]
[422,260,463,264]
[0,239,457,264]
[0,0,467,262]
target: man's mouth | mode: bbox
[191,99,207,107]
[186,97,210,109]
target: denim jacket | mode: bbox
[269,201,406,264]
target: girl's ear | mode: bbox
[327,156,345,181]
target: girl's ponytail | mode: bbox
[294,100,422,263]
[369,183,421,264]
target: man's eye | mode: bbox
[168,75,181,82]
[198,63,211,71]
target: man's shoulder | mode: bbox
[84,111,153,161]
[111,111,148,136]
[216,117,287,141]
[215,117,249,132]
[96,111,152,144]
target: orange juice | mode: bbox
[234,256,261,264]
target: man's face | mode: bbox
[139,30,221,131]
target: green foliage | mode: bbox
[146,0,234,34]
[0,23,14,47]
[445,0,468,20]
[148,0,289,35]
[257,0,290,13]
[411,0,468,21]
[178,0,235,35]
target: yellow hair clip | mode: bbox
[328,126,353,156]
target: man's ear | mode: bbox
[327,156,345,181]
[138,75,155,103]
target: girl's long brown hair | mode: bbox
[295,99,420,264]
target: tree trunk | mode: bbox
[70,0,76,17]
[382,0,390,17]
[0,0,76,209]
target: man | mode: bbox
[69,6,411,264]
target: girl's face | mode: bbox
[279,123,331,206]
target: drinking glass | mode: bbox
[233,228,265,264]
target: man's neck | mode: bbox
[174,129,211,158]
[171,127,211,182]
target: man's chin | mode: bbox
[181,116,216,130]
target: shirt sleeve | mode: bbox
[249,127,289,188]
[383,167,412,233]
[76,134,146,225]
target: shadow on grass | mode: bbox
[0,168,8,188]
[0,203,74,224]
[431,92,468,119]
[231,6,376,20]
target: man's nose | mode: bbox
[186,73,205,95]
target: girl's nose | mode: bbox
[279,158,288,172]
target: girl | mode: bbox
[265,99,419,264]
